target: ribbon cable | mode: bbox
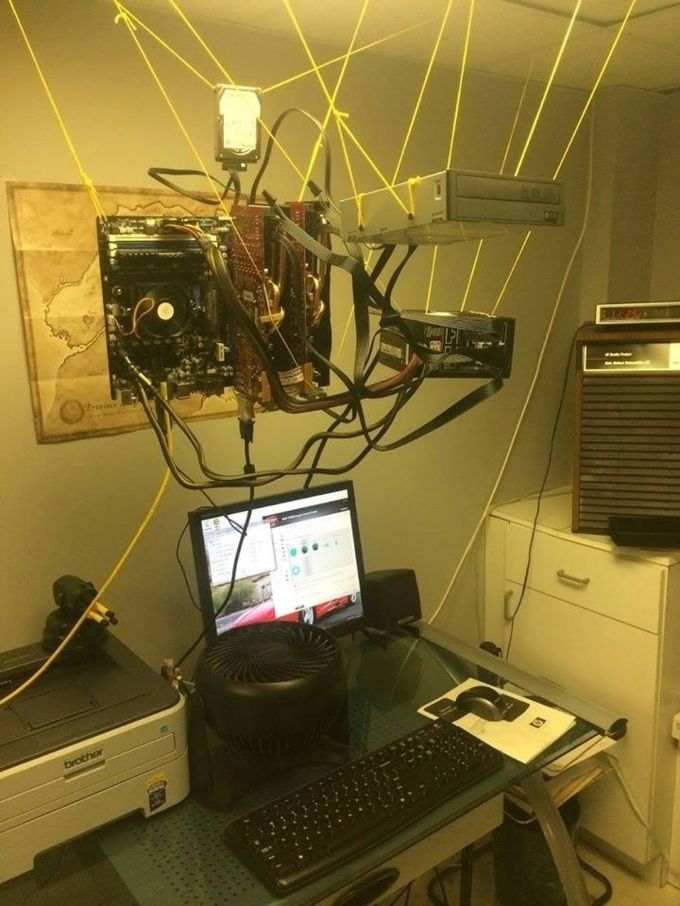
[375,377,503,450]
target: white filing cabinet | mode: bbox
[484,491,680,880]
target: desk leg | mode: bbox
[459,844,474,906]
[518,773,591,906]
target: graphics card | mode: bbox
[379,310,515,378]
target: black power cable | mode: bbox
[505,323,582,660]
[174,446,256,671]
[134,372,421,490]
[175,522,201,613]
[123,205,508,493]
[579,855,613,904]
[148,166,241,206]
[249,108,331,205]
[303,404,353,489]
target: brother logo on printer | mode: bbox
[64,748,103,770]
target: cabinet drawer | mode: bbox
[503,523,663,632]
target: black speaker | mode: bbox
[364,569,421,631]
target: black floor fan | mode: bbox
[188,622,349,808]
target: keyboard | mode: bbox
[224,718,504,893]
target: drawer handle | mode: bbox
[556,569,590,587]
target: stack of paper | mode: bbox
[506,756,612,818]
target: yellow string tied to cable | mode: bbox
[83,174,106,220]
[356,193,365,230]
[113,2,213,88]
[113,10,136,29]
[333,115,363,227]
[406,177,420,220]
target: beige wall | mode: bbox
[578,86,667,322]
[652,93,680,300]
[1,0,592,665]
[579,86,680,322]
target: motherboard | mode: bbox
[97,203,331,409]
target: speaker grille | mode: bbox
[575,373,680,532]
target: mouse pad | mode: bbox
[417,679,577,763]
[421,696,462,721]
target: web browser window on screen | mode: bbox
[196,487,364,636]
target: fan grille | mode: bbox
[203,622,339,684]
[196,622,347,756]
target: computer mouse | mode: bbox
[455,685,507,721]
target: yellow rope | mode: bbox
[490,0,635,314]
[0,422,173,709]
[424,246,439,313]
[281,0,409,215]
[113,5,224,211]
[337,119,410,214]
[392,0,456,184]
[447,0,475,169]
[425,0,474,308]
[167,0,306,184]
[167,0,235,81]
[338,307,356,357]
[490,230,532,315]
[115,2,213,87]
[336,120,363,223]
[500,57,535,175]
[513,0,583,176]
[8,0,106,218]
[263,18,439,94]
[115,3,303,369]
[461,55,534,308]
[112,4,267,281]
[460,239,483,311]
[553,0,637,179]
[298,0,370,201]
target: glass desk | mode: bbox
[0,625,625,906]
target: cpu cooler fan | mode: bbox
[135,285,191,339]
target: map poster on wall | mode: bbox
[7,181,237,443]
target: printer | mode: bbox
[0,634,189,883]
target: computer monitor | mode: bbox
[189,481,367,643]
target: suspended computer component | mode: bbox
[339,169,564,246]
[97,206,331,407]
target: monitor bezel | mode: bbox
[188,479,368,645]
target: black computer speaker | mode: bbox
[363,569,421,631]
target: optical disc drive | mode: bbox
[339,169,564,245]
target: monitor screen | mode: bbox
[189,481,367,642]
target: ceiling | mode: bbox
[125,0,680,93]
